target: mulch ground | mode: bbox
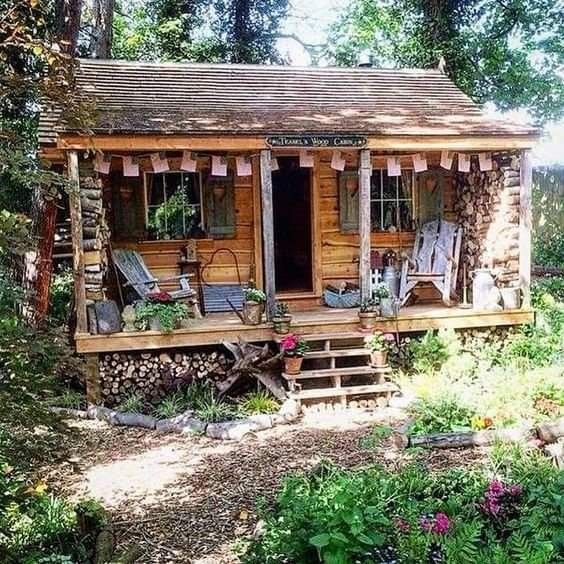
[43,415,487,563]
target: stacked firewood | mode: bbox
[98,349,233,405]
[455,155,521,286]
[81,175,110,301]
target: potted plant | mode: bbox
[135,291,190,333]
[242,287,266,325]
[280,333,309,375]
[272,301,292,334]
[374,282,395,318]
[358,298,378,331]
[364,331,395,367]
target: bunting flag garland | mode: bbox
[180,150,197,172]
[387,156,401,176]
[299,149,314,168]
[211,155,228,176]
[458,152,471,173]
[236,155,252,176]
[122,155,139,177]
[330,150,346,172]
[440,150,454,170]
[150,152,169,173]
[478,152,492,171]
[94,153,111,174]
[412,153,428,173]
[270,157,279,172]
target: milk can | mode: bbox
[472,269,501,311]
[382,266,400,298]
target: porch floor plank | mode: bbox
[75,304,534,354]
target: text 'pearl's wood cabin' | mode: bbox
[39,60,538,371]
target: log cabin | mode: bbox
[40,59,539,404]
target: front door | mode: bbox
[272,157,313,293]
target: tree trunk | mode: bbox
[54,0,84,55]
[89,0,115,58]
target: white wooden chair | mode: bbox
[399,220,463,306]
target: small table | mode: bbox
[177,259,205,316]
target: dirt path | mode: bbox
[44,412,486,563]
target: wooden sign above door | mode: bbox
[266,135,367,148]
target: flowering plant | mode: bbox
[146,291,174,303]
[373,282,392,301]
[364,331,395,353]
[280,333,309,357]
[420,512,452,535]
[480,479,522,520]
[244,287,266,303]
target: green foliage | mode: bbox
[242,448,564,563]
[408,397,475,436]
[47,389,85,411]
[328,0,564,124]
[0,455,105,562]
[534,232,564,270]
[274,301,290,317]
[408,329,457,373]
[153,391,189,419]
[364,331,394,353]
[184,381,237,423]
[358,425,393,449]
[135,300,190,332]
[148,190,197,239]
[238,391,280,416]
[118,393,146,414]
[49,267,73,328]
[243,287,267,303]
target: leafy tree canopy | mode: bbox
[328,0,564,124]
[113,0,289,63]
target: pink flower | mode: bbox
[488,480,504,496]
[280,334,298,352]
[383,333,395,342]
[433,513,451,534]
[508,484,523,497]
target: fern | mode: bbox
[442,520,481,564]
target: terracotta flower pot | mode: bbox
[273,314,292,334]
[358,311,378,331]
[284,356,303,375]
[370,350,388,367]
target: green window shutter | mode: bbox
[204,174,236,238]
[339,171,360,232]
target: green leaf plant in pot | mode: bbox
[358,298,378,331]
[242,286,266,325]
[364,331,395,367]
[135,291,190,333]
[280,333,309,375]
[272,301,292,334]
[374,282,394,318]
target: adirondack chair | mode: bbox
[112,248,200,313]
[399,220,463,307]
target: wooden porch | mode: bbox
[75,304,534,353]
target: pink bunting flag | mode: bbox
[478,152,493,171]
[180,150,197,172]
[330,150,346,172]
[412,153,428,173]
[94,153,111,175]
[458,153,471,173]
[236,155,252,176]
[387,156,401,177]
[211,155,228,176]
[150,152,169,173]
[122,156,139,177]
[440,150,454,170]
[299,150,314,168]
[270,157,279,172]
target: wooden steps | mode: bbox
[278,332,397,409]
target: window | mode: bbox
[145,171,203,240]
[370,170,414,231]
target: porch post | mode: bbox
[359,149,372,301]
[67,150,88,333]
[260,149,276,320]
[519,149,532,308]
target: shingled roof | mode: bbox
[39,59,537,144]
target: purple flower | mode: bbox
[488,480,504,496]
[433,513,451,535]
[508,484,523,497]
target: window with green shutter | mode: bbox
[204,174,236,238]
[339,170,360,232]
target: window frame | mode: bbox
[143,170,204,239]
[369,169,415,232]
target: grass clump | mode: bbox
[117,392,145,414]
[238,391,280,416]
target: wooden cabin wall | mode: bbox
[105,155,257,293]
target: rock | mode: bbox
[206,417,272,441]
[156,411,206,434]
[279,398,301,420]
[114,412,157,429]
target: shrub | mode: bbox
[408,397,476,436]
[408,330,458,373]
[153,391,189,419]
[238,391,280,416]
[117,392,145,414]
[49,267,73,328]
[242,448,564,564]
[184,381,237,422]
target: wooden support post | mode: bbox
[67,150,88,333]
[260,150,276,320]
[519,149,532,307]
[359,149,372,301]
[85,353,101,404]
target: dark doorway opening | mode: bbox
[272,157,313,293]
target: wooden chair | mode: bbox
[112,248,199,310]
[399,220,463,307]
